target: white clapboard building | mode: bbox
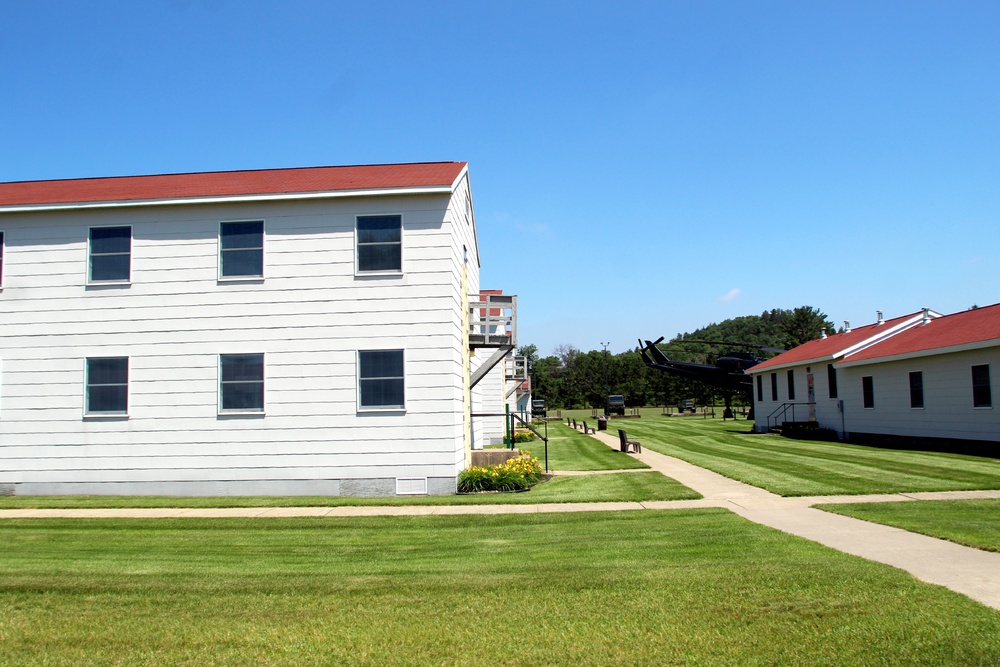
[751,305,999,448]
[0,162,516,496]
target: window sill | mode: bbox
[355,271,403,279]
[218,276,265,284]
[218,411,266,418]
[84,413,129,421]
[357,407,406,415]
[86,281,131,289]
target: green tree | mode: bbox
[778,306,835,349]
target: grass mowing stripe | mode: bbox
[529,422,649,472]
[613,418,1000,496]
[2,512,999,666]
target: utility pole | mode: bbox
[600,341,610,411]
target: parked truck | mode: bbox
[605,395,626,416]
[531,399,546,418]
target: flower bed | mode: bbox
[458,450,543,493]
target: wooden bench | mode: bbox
[582,421,595,434]
[618,429,641,453]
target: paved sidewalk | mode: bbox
[2,427,999,610]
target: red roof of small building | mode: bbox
[0,162,468,208]
[842,303,1000,364]
[750,312,925,372]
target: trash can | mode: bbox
[597,417,608,431]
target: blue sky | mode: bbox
[2,1,998,355]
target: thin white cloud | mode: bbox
[720,288,741,302]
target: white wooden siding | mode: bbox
[0,188,479,494]
[841,348,1000,442]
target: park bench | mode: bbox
[617,429,641,453]
[582,421,595,434]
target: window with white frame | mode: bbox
[220,354,265,413]
[862,376,875,409]
[358,349,405,409]
[356,215,401,273]
[786,369,795,401]
[827,363,838,399]
[86,357,128,415]
[756,374,763,402]
[89,226,131,283]
[972,364,992,408]
[770,373,778,401]
[220,221,264,278]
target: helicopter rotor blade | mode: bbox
[684,339,785,354]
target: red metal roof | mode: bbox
[750,312,924,372]
[843,303,1000,363]
[0,162,468,208]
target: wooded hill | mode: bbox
[523,306,834,410]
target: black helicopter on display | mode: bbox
[637,337,784,419]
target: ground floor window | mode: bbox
[359,349,405,409]
[862,376,874,409]
[909,371,924,409]
[770,373,778,401]
[86,357,128,415]
[972,364,992,408]
[220,354,265,412]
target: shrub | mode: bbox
[512,430,536,444]
[458,453,543,493]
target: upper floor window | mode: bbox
[219,353,265,413]
[89,226,131,283]
[972,364,992,408]
[909,371,924,409]
[862,376,875,409]
[786,369,795,401]
[357,215,401,273]
[220,221,264,278]
[86,356,128,415]
[358,349,405,410]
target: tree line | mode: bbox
[520,306,834,410]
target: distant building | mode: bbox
[750,305,999,449]
[0,162,516,496]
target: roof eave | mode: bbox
[0,184,457,214]
[838,337,1000,368]
[749,355,837,374]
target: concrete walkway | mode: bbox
[2,428,1000,610]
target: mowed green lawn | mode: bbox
[3,511,1000,666]
[0,423,695,509]
[609,416,1000,496]
[820,498,1000,552]
[536,421,650,471]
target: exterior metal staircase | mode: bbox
[468,292,517,389]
